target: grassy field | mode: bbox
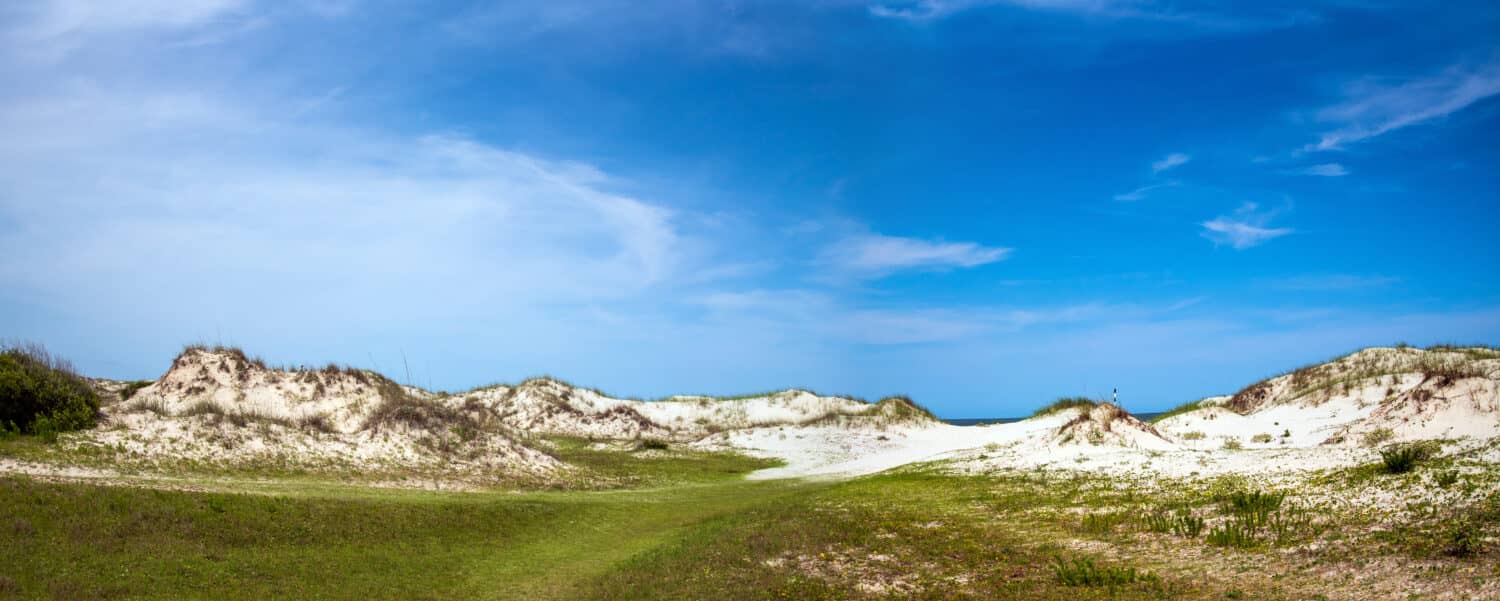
[2,446,1496,599]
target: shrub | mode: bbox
[1222,438,1242,450]
[1380,443,1435,474]
[1435,471,1460,488]
[1052,557,1157,587]
[1180,431,1206,441]
[639,439,669,451]
[0,343,100,438]
[1251,433,1273,443]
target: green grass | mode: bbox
[0,474,808,600]
[1149,399,1204,423]
[1031,397,1099,418]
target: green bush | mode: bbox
[639,439,670,451]
[0,343,99,439]
[1206,519,1257,548]
[1380,443,1435,474]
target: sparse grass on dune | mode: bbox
[1030,397,1099,418]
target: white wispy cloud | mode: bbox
[1113,180,1178,201]
[1200,202,1292,249]
[1290,163,1348,177]
[1307,61,1500,152]
[1151,152,1191,173]
[822,232,1011,278]
[866,0,1316,30]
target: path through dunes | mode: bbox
[0,475,815,600]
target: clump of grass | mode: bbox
[118,380,153,402]
[1250,433,1272,443]
[1446,520,1483,557]
[638,439,669,451]
[1205,519,1257,548]
[1180,431,1205,441]
[1149,399,1203,423]
[1080,511,1127,536]
[0,342,100,440]
[1223,490,1285,528]
[1051,556,1157,587]
[1416,354,1486,384]
[1222,438,1242,450]
[1362,427,1395,447]
[1172,514,1205,537]
[1434,470,1459,488]
[1141,511,1173,534]
[1380,443,1436,474]
[1031,397,1099,418]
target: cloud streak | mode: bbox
[1307,61,1500,151]
[1200,203,1292,249]
[822,232,1011,278]
[1152,152,1191,173]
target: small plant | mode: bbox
[1281,429,1291,438]
[1446,520,1483,557]
[1380,443,1435,474]
[1142,511,1173,534]
[1081,512,1127,536]
[1180,431,1205,440]
[1172,513,1205,537]
[1206,519,1257,548]
[1362,428,1395,447]
[639,439,669,451]
[1222,438,1242,450]
[1435,470,1460,488]
[1224,490,1285,528]
[1250,433,1272,443]
[1052,556,1157,587]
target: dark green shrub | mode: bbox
[1435,471,1460,488]
[0,343,100,438]
[1380,443,1435,474]
[639,439,669,451]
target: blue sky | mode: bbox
[2,1,1498,417]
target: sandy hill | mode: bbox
[1154,346,1500,449]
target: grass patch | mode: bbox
[1149,399,1203,423]
[1031,397,1099,418]
[1052,556,1159,587]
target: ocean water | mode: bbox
[944,412,1164,426]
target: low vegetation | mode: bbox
[1031,396,1098,418]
